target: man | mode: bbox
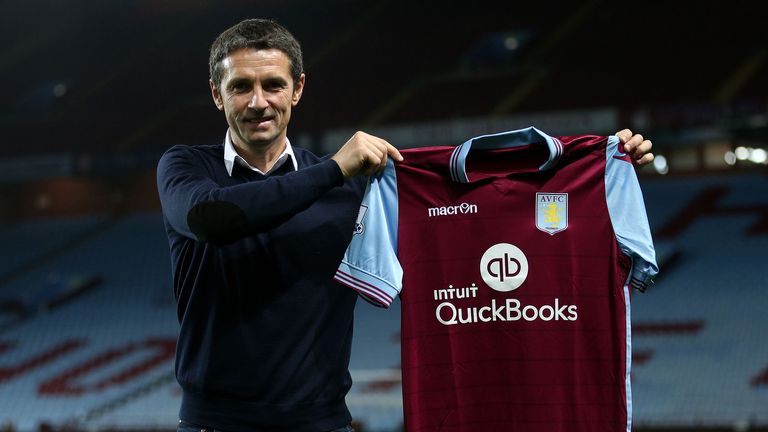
[156,18,653,432]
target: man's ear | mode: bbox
[210,79,224,111]
[291,73,305,106]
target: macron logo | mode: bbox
[428,202,478,217]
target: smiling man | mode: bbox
[211,47,304,173]
[157,19,401,432]
[156,18,654,432]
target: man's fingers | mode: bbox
[366,135,401,163]
[615,128,633,143]
[614,129,655,167]
[372,147,388,174]
[629,138,654,166]
[635,138,653,156]
[386,142,403,162]
[635,153,655,166]
[362,134,399,174]
[364,140,390,175]
[622,134,643,153]
[628,137,653,166]
[332,131,401,177]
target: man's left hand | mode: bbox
[616,129,654,166]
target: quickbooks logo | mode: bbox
[480,243,528,292]
[432,242,579,326]
[428,202,478,217]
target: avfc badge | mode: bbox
[353,205,368,235]
[536,192,568,235]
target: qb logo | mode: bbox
[480,243,528,292]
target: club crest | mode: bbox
[536,193,568,235]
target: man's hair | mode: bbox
[209,18,303,91]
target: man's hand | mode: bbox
[332,131,403,177]
[616,129,654,166]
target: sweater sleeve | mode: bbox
[156,145,345,244]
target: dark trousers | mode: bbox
[177,420,355,432]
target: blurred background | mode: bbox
[1,0,767,430]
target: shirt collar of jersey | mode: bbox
[449,126,563,184]
[223,129,298,176]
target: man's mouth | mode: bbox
[243,116,272,128]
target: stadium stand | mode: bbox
[0,216,109,328]
[0,216,108,281]
[631,173,768,429]
[0,214,178,430]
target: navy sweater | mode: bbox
[156,143,366,431]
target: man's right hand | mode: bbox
[331,131,403,177]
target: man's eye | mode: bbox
[264,82,286,91]
[231,82,250,92]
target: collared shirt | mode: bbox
[223,130,298,176]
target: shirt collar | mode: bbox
[223,129,298,176]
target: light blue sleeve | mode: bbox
[605,135,659,292]
[334,159,403,307]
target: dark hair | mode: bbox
[209,18,303,91]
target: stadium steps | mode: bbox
[0,214,178,428]
[0,339,86,385]
[77,370,176,424]
[0,216,117,290]
[0,216,115,332]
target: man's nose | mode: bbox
[248,87,269,110]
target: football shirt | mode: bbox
[336,127,658,432]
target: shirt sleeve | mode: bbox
[334,159,402,307]
[605,135,659,292]
[156,145,345,244]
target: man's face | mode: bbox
[210,48,304,151]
